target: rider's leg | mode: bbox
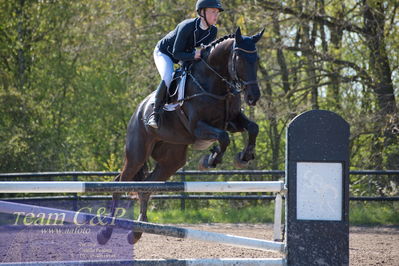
[148,46,174,128]
[147,80,167,128]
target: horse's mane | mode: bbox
[204,33,235,50]
[200,33,235,60]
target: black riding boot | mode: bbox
[147,80,167,129]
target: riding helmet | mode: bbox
[196,0,224,12]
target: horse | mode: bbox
[97,27,264,245]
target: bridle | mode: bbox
[228,46,259,89]
[196,42,259,95]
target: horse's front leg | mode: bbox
[194,120,230,169]
[228,112,259,168]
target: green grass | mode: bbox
[135,201,399,226]
[349,201,399,225]
[146,205,276,224]
[1,200,397,227]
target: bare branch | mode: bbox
[258,1,367,35]
[280,45,373,86]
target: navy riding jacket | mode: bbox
[157,17,217,63]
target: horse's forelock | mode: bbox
[235,36,257,51]
[233,36,258,63]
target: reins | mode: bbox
[169,40,259,130]
[199,57,238,93]
[171,43,258,105]
[193,44,258,130]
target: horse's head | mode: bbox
[229,27,264,106]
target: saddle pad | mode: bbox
[163,72,186,111]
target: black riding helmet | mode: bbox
[196,0,224,29]
[196,0,224,14]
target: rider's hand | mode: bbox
[194,48,202,60]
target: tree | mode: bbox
[0,1,397,197]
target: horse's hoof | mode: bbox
[127,231,142,245]
[234,152,250,168]
[97,228,112,245]
[198,155,210,170]
[198,154,217,170]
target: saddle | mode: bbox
[163,63,191,111]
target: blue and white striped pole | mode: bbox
[0,181,284,194]
[0,201,285,254]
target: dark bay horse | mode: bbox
[97,27,264,245]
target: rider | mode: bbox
[147,0,224,129]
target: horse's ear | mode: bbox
[235,27,243,43]
[252,28,265,43]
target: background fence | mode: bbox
[1,170,398,211]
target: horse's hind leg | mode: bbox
[127,143,188,244]
[97,174,121,245]
[97,165,148,245]
[127,191,150,244]
[97,137,153,245]
[96,175,121,245]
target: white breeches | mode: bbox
[153,46,174,88]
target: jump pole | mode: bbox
[0,200,284,254]
[286,110,350,265]
[0,181,284,194]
